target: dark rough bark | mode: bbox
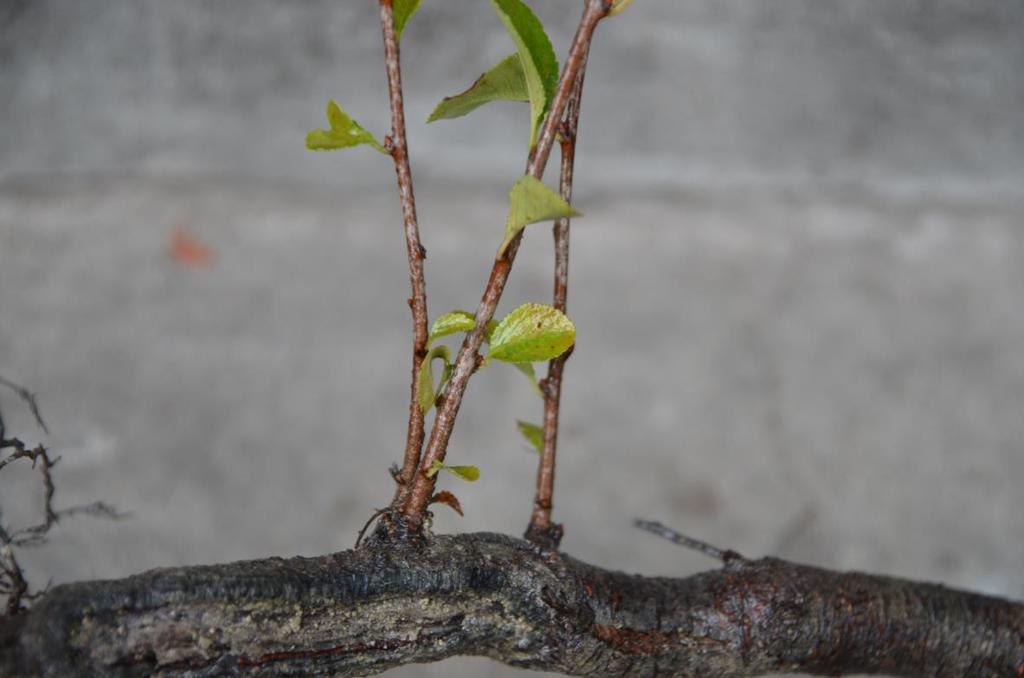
[1,532,1021,677]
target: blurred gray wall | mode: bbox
[1,2,1023,677]
[2,1,1023,195]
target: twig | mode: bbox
[634,519,745,563]
[0,444,59,532]
[403,0,612,529]
[0,544,27,616]
[0,376,49,436]
[525,48,591,548]
[12,502,126,548]
[1,384,123,614]
[354,507,388,549]
[1,487,31,615]
[377,0,430,509]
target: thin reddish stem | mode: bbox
[525,48,589,547]
[403,0,610,528]
[378,0,430,508]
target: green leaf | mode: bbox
[429,310,478,344]
[427,460,481,482]
[306,100,386,153]
[428,54,529,123]
[490,0,558,147]
[417,346,451,414]
[609,0,636,16]
[487,302,576,364]
[445,464,480,482]
[394,0,422,40]
[499,176,580,257]
[516,420,544,454]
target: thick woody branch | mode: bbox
[403,0,609,528]
[377,0,430,506]
[1,532,1021,677]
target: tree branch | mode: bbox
[378,0,430,507]
[403,0,610,529]
[1,532,1020,677]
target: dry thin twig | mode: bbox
[634,519,746,563]
[0,376,49,437]
[0,544,28,617]
[1,377,123,615]
[354,507,388,549]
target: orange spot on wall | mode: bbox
[169,226,214,268]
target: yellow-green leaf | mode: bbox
[446,464,480,481]
[498,176,580,257]
[306,100,386,153]
[429,54,529,123]
[429,310,478,344]
[609,0,636,16]
[394,0,422,40]
[417,345,450,414]
[488,302,576,363]
[516,420,544,454]
[490,0,558,147]
[427,460,481,482]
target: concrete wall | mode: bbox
[2,3,1023,677]
[2,1,1023,196]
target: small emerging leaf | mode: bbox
[394,0,422,40]
[488,302,576,364]
[516,420,544,454]
[416,355,434,414]
[609,0,636,16]
[445,464,480,481]
[428,54,529,123]
[429,310,477,344]
[417,346,451,414]
[429,490,464,516]
[491,0,558,147]
[499,176,580,257]
[306,100,386,154]
[427,460,481,482]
